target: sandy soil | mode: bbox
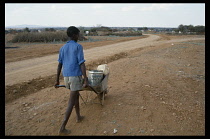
[5,34,205,136]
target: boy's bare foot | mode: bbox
[76,116,85,123]
[59,129,71,135]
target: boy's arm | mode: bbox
[80,62,88,88]
[54,62,62,88]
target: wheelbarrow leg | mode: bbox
[102,92,105,105]
[79,94,86,105]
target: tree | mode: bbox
[8,28,18,34]
[49,28,56,32]
[178,24,205,34]
[23,27,30,32]
[128,28,135,32]
[45,28,56,32]
[187,25,195,32]
[137,28,143,31]
[90,28,97,32]
[143,27,148,31]
[194,25,205,33]
[178,24,185,33]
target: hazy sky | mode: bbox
[5,3,205,27]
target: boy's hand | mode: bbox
[54,81,60,88]
[83,78,88,88]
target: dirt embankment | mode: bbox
[5,39,205,135]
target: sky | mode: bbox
[5,3,205,28]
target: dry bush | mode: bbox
[108,31,142,36]
[11,31,88,43]
[11,32,68,43]
[11,31,69,43]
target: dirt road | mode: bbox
[5,38,205,135]
[5,34,204,86]
[5,34,157,86]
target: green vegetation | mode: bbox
[177,24,205,34]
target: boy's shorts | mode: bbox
[64,76,83,91]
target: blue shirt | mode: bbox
[58,40,85,77]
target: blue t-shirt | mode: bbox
[58,40,85,77]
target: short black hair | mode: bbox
[67,26,80,37]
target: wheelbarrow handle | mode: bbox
[55,85,98,94]
[55,85,66,87]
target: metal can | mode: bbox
[88,70,103,86]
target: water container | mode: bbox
[97,64,109,75]
[88,70,104,86]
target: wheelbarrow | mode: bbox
[56,73,109,106]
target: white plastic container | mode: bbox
[97,64,109,75]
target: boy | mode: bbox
[54,26,88,135]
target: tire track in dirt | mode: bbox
[5,34,204,86]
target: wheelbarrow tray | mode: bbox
[56,73,109,105]
[84,73,109,94]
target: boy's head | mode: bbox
[67,26,80,41]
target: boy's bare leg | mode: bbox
[75,92,84,123]
[59,91,78,134]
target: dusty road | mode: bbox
[5,34,204,86]
[5,34,157,86]
[5,37,205,135]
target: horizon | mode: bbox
[5,24,181,29]
[5,24,205,30]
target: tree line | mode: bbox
[177,24,205,33]
[6,24,205,43]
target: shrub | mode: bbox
[107,31,142,36]
[10,31,88,43]
[11,31,69,43]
